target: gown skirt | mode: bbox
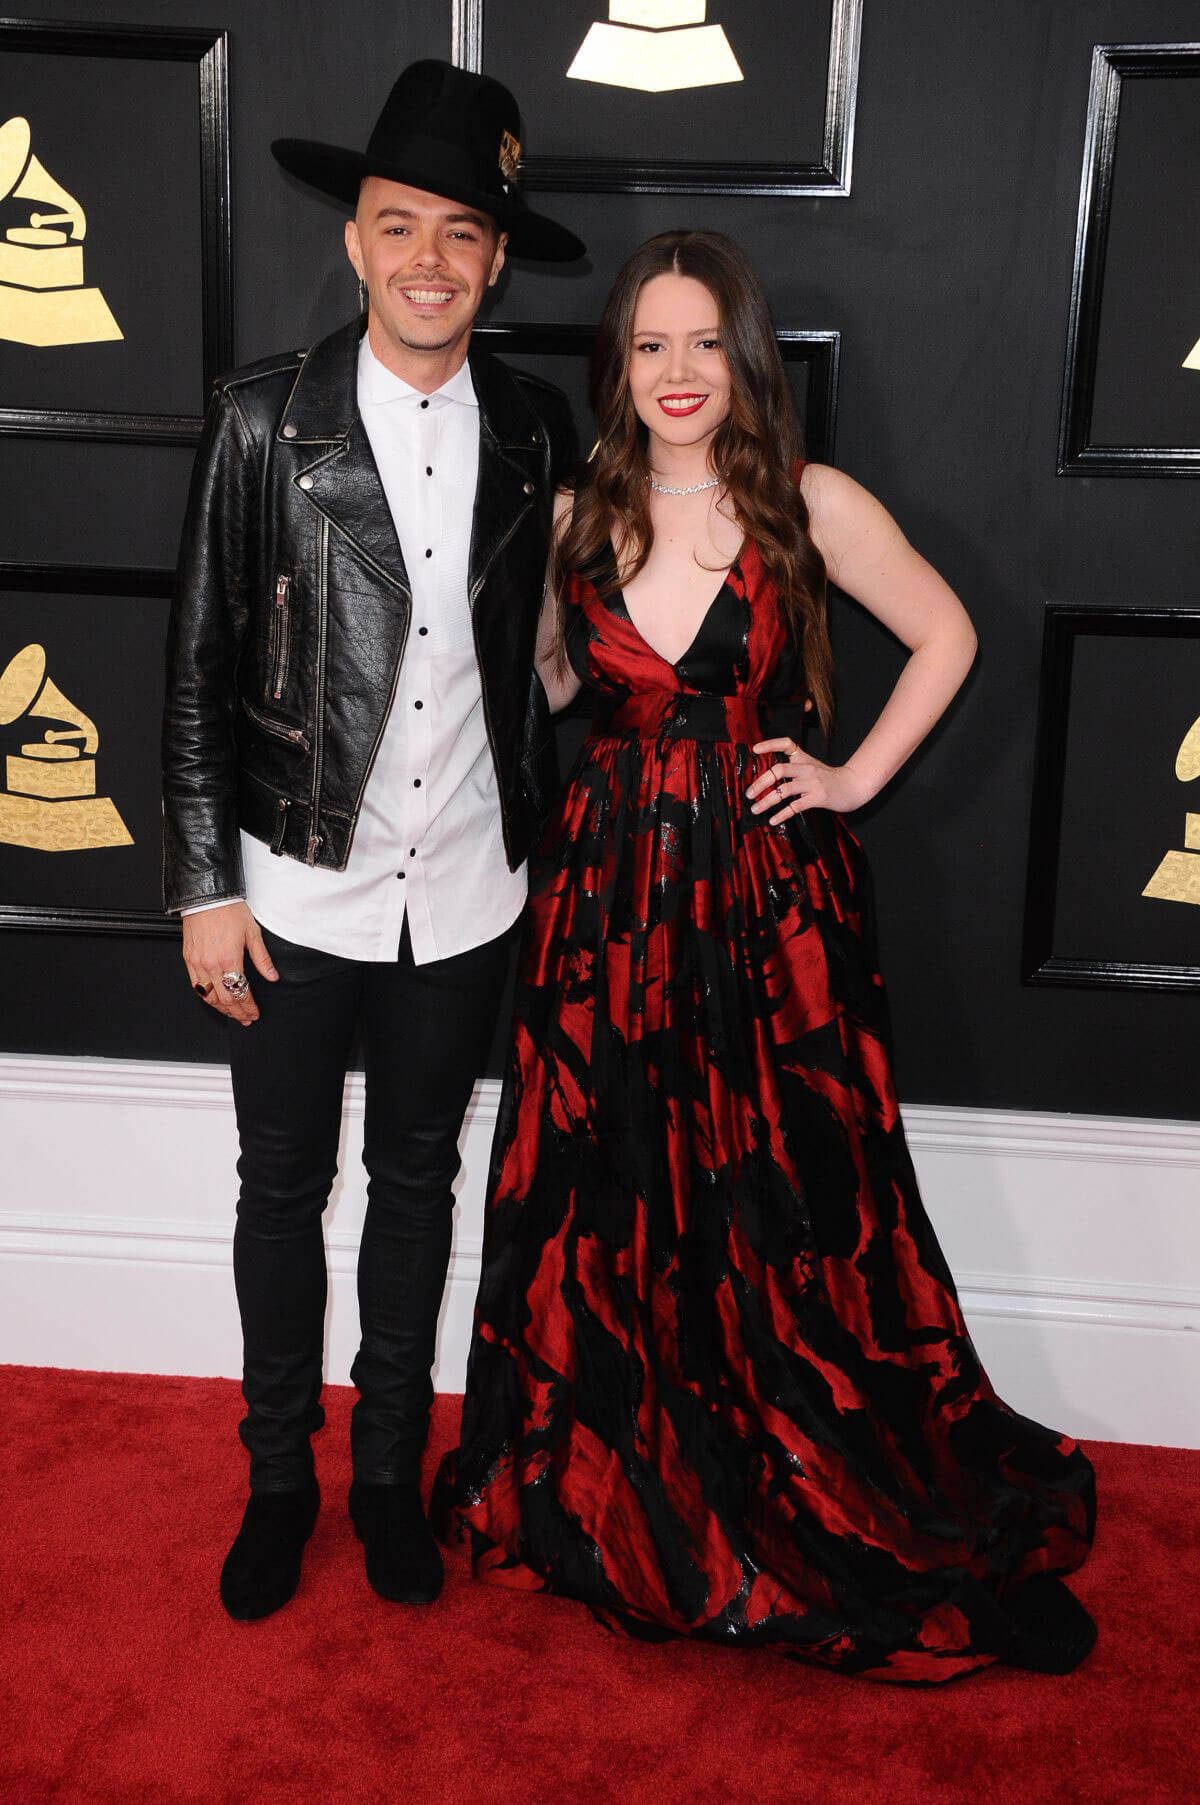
[435,524,1095,1684]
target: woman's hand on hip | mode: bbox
[746,740,877,824]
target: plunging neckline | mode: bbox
[609,535,747,671]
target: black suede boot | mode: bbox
[219,1481,320,1622]
[349,1479,443,1605]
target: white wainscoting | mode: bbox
[0,1053,1197,1448]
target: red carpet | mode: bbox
[3,1367,1196,1803]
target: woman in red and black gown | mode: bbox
[435,231,1096,1683]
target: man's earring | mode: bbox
[357,277,367,314]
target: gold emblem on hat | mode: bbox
[498,129,521,184]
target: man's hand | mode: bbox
[182,902,279,1026]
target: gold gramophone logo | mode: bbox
[567,1,743,93]
[1142,713,1200,908]
[0,114,122,347]
[0,643,131,851]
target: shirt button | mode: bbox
[414,700,423,709]
[413,779,421,788]
[282,423,297,439]
[418,625,428,636]
[298,474,313,491]
[425,548,433,558]
[420,399,430,410]
[409,847,416,857]
[396,870,405,880]
[426,466,433,476]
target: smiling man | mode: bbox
[161,60,582,1623]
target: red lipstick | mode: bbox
[657,393,707,418]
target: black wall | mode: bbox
[2,0,1197,1119]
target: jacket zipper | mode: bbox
[240,696,309,749]
[469,493,531,867]
[468,496,529,611]
[306,520,329,863]
[271,796,290,853]
[270,575,292,700]
[470,608,511,864]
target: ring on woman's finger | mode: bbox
[220,970,249,998]
[193,979,213,997]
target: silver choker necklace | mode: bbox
[649,474,721,496]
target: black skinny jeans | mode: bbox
[227,915,514,1493]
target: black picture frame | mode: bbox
[0,19,231,445]
[1058,42,1200,477]
[475,320,840,460]
[450,0,861,196]
[1022,604,1200,991]
[0,561,177,936]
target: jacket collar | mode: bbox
[467,340,545,450]
[283,317,546,603]
[279,316,544,451]
[465,343,545,603]
[280,316,363,443]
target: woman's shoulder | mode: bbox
[794,457,834,493]
[796,460,882,525]
[795,462,910,577]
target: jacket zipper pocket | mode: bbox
[268,575,292,701]
[240,696,310,750]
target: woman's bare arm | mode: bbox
[747,462,978,820]
[534,487,583,715]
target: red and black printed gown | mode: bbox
[436,503,1095,1684]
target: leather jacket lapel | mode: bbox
[298,420,410,596]
[468,348,542,605]
[470,430,535,605]
[283,317,410,595]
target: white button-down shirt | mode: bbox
[187,336,527,963]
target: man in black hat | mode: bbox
[162,60,583,1622]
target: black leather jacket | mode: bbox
[161,316,575,914]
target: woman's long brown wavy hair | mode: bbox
[552,229,835,735]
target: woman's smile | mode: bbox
[656,393,709,417]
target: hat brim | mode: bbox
[271,138,584,262]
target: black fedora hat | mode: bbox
[272,59,584,263]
